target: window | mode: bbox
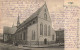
[45,9,46,12]
[48,26,50,36]
[44,13,47,20]
[44,24,47,36]
[40,23,43,35]
[18,34,20,40]
[33,31,35,40]
[32,31,35,40]
[23,32,25,40]
[21,33,22,40]
[22,33,23,40]
[29,23,31,25]
[52,35,54,40]
[17,34,19,40]
[33,21,35,24]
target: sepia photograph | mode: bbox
[0,0,66,50]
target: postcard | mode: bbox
[0,0,79,50]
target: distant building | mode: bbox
[0,33,3,40]
[3,26,17,43]
[0,33,3,42]
[55,28,64,43]
[14,3,56,45]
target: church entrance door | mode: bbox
[44,38,47,44]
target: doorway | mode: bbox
[44,38,47,44]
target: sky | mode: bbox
[0,0,79,33]
[0,0,80,49]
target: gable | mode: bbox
[18,3,52,28]
[38,3,51,22]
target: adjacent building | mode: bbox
[3,25,17,43]
[55,28,64,43]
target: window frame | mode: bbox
[40,23,43,35]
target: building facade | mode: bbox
[3,26,17,43]
[55,29,64,43]
[14,3,56,45]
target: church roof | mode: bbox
[19,3,47,27]
[3,26,17,34]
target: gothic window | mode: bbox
[23,32,25,40]
[32,31,35,40]
[15,34,17,40]
[21,33,22,40]
[52,35,54,40]
[19,34,20,40]
[29,23,31,25]
[45,9,46,12]
[22,33,23,40]
[17,34,19,40]
[32,31,33,40]
[40,23,43,35]
[44,13,47,20]
[48,26,50,36]
[44,24,47,36]
[33,31,35,40]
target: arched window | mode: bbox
[44,24,47,36]
[52,35,54,40]
[48,26,50,36]
[45,9,46,12]
[32,31,33,40]
[23,32,25,40]
[32,31,35,40]
[33,31,35,40]
[40,23,43,35]
[20,33,22,40]
[21,33,23,40]
[44,13,47,20]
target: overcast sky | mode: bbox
[0,0,79,33]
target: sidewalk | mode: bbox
[0,42,64,50]
[18,43,64,48]
[0,42,31,50]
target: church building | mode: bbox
[14,3,56,45]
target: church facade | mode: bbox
[14,3,56,45]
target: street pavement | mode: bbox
[0,42,64,50]
[31,48,64,50]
